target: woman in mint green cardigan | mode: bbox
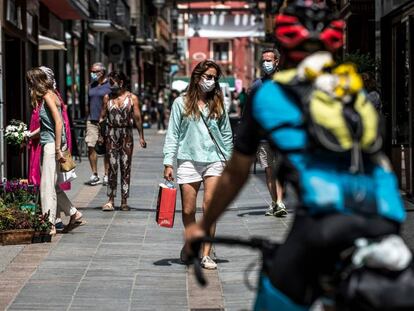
[163,60,233,270]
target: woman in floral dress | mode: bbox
[99,71,147,211]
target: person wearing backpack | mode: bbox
[185,1,408,310]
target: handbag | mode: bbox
[156,182,177,228]
[95,121,106,155]
[57,168,77,184]
[60,149,76,172]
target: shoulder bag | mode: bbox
[60,149,76,172]
[199,112,228,163]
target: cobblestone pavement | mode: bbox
[1,127,414,311]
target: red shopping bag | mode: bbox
[156,183,177,228]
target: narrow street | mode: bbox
[0,128,293,311]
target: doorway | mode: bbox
[4,34,24,179]
[390,16,414,197]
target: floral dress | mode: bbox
[106,94,134,199]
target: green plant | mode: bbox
[31,210,52,232]
[0,208,32,231]
[1,180,38,208]
[4,119,29,146]
[342,50,380,74]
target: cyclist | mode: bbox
[185,0,406,310]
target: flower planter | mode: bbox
[1,229,34,245]
[32,231,51,243]
[41,232,52,243]
[32,231,42,243]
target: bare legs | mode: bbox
[88,146,109,177]
[265,166,284,204]
[180,176,220,257]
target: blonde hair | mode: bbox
[26,67,54,107]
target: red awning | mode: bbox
[40,0,89,20]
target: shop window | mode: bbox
[213,42,229,62]
[6,0,23,29]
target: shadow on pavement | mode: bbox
[153,258,229,266]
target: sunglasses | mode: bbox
[203,74,218,81]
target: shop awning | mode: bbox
[38,35,67,51]
[188,13,264,38]
[40,0,89,20]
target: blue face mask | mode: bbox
[90,72,98,81]
[262,61,275,75]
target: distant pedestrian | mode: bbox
[361,72,382,112]
[157,88,167,134]
[168,89,180,110]
[26,67,82,235]
[99,71,147,212]
[86,62,111,186]
[163,60,233,270]
[250,48,287,217]
[237,88,247,116]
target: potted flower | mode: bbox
[1,180,38,211]
[32,210,52,243]
[0,208,34,245]
[4,119,30,154]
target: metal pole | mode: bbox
[0,26,5,180]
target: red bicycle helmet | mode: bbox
[274,0,344,62]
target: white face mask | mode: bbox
[262,61,275,74]
[199,77,216,93]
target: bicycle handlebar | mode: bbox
[189,236,278,287]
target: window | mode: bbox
[213,42,229,62]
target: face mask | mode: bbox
[110,83,121,93]
[199,78,215,93]
[262,61,275,75]
[90,72,98,81]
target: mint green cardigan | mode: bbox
[163,96,233,167]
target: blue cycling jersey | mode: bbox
[235,77,405,223]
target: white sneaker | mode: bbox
[274,202,288,217]
[201,256,217,270]
[103,175,108,186]
[265,201,276,216]
[88,174,100,186]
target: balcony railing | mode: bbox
[97,0,130,30]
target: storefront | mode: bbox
[379,0,414,198]
[1,0,39,180]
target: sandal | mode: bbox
[50,226,57,236]
[120,203,130,211]
[69,211,83,225]
[102,202,115,211]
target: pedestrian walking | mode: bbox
[99,71,147,212]
[26,66,83,231]
[26,67,81,235]
[85,62,111,186]
[237,88,247,116]
[361,72,382,112]
[157,88,167,134]
[163,60,233,270]
[250,48,287,217]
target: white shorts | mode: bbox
[176,160,225,184]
